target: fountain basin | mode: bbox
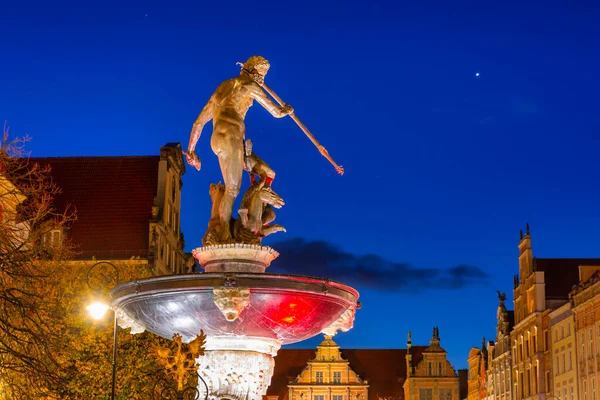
[110,272,359,345]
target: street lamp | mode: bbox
[86,262,119,400]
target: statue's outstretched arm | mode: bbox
[252,85,293,118]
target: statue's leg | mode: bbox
[215,138,244,241]
[247,152,275,185]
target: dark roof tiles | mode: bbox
[536,258,600,299]
[33,156,159,259]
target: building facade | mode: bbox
[571,269,600,400]
[287,336,369,400]
[469,225,600,400]
[467,340,488,400]
[548,302,578,400]
[269,331,464,400]
[404,328,460,400]
[511,228,545,400]
[489,292,514,400]
[33,143,189,275]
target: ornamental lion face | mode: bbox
[213,287,251,322]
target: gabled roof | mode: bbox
[536,258,600,299]
[269,346,427,400]
[32,156,159,260]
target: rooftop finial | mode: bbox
[520,229,523,240]
[526,222,530,236]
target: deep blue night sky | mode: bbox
[2,0,600,368]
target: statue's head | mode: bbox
[241,56,270,81]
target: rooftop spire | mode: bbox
[430,326,440,346]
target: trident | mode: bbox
[237,62,344,176]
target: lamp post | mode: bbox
[85,262,119,400]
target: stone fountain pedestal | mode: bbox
[111,244,359,400]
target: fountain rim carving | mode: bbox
[111,272,359,303]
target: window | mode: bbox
[590,328,594,357]
[544,329,549,351]
[439,388,452,400]
[314,396,324,400]
[519,339,524,360]
[428,362,432,376]
[545,371,551,393]
[520,372,524,398]
[570,385,574,400]
[569,351,572,370]
[561,326,565,339]
[562,353,566,373]
[173,209,179,233]
[333,396,343,400]
[439,362,443,375]
[315,371,323,383]
[419,388,432,400]
[333,371,341,384]
[567,323,571,336]
[171,176,176,202]
[593,377,596,400]
[43,228,62,249]
[555,356,559,375]
[533,365,538,394]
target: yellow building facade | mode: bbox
[469,225,600,400]
[404,328,459,400]
[467,342,488,400]
[571,269,600,400]
[511,228,546,400]
[489,292,513,400]
[548,302,578,400]
[288,336,369,400]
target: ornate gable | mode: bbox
[288,336,368,400]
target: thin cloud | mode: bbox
[269,238,489,292]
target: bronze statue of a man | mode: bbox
[185,56,293,242]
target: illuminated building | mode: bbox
[268,333,464,400]
[570,268,600,400]
[33,143,189,275]
[548,302,578,400]
[470,225,600,400]
[467,339,491,400]
[511,225,600,400]
[403,328,460,400]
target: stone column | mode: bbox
[197,336,281,400]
